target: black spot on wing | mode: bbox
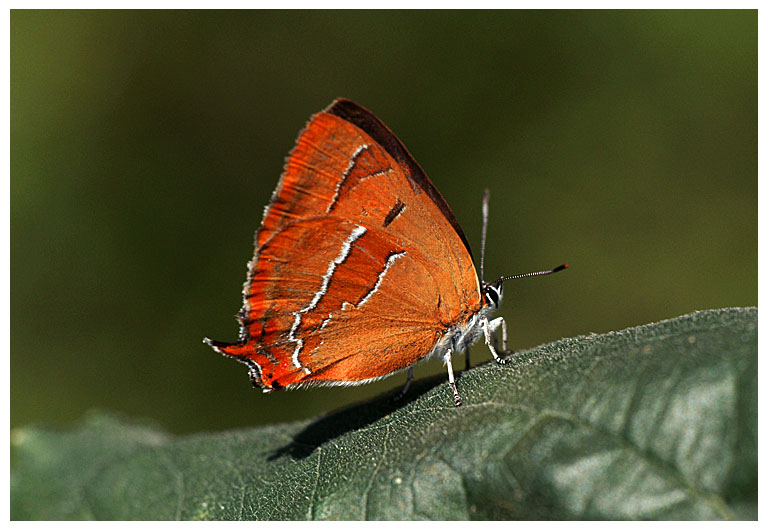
[383,199,406,227]
[326,98,474,261]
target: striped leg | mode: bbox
[482,316,513,365]
[444,350,462,407]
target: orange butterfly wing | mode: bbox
[207,99,482,389]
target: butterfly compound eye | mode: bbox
[484,283,502,308]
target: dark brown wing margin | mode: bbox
[325,98,474,261]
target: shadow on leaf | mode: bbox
[268,373,447,460]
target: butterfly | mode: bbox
[205,98,566,406]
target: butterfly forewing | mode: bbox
[211,100,482,389]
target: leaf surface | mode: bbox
[11,308,757,520]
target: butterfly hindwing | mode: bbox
[210,100,482,389]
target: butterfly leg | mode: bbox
[482,316,513,365]
[444,349,462,407]
[394,366,414,402]
[492,316,513,356]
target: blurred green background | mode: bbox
[11,10,756,434]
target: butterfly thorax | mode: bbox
[428,299,498,362]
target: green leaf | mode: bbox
[11,308,757,520]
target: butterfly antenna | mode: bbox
[496,264,568,284]
[480,189,490,283]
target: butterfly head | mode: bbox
[482,279,504,310]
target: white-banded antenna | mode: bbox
[496,264,568,283]
[480,189,490,282]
